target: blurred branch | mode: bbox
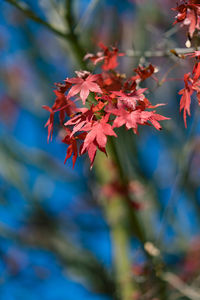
[0,134,75,182]
[126,47,200,58]
[63,0,87,68]
[65,0,74,30]
[156,107,200,246]
[74,0,100,34]
[0,222,116,297]
[162,272,200,300]
[5,0,87,68]
[49,234,116,296]
[4,0,68,38]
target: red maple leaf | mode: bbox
[178,67,200,127]
[172,1,200,37]
[179,73,193,128]
[64,108,94,137]
[99,43,125,71]
[67,72,102,105]
[62,128,86,168]
[80,114,117,167]
[43,88,77,142]
[43,105,54,142]
[193,62,200,81]
[84,43,124,71]
[140,111,169,131]
[99,72,123,92]
[108,107,168,134]
[53,89,76,123]
[112,89,147,110]
[134,64,155,81]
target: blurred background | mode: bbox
[1,0,200,299]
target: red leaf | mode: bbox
[134,64,155,81]
[112,89,147,110]
[109,107,169,133]
[62,128,86,168]
[84,43,124,71]
[42,105,54,142]
[80,115,117,167]
[193,62,200,81]
[67,73,102,105]
[172,1,200,37]
[179,73,193,128]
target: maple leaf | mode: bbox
[178,69,200,127]
[43,105,54,142]
[172,1,200,37]
[80,114,117,167]
[109,107,168,133]
[99,43,125,71]
[54,81,72,93]
[64,108,94,137]
[179,73,193,127]
[185,8,198,37]
[84,43,124,71]
[193,62,200,81]
[140,111,169,131]
[112,89,147,110]
[43,87,77,142]
[66,72,102,105]
[99,72,124,92]
[111,108,141,133]
[53,89,77,123]
[62,128,86,168]
[134,64,155,81]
